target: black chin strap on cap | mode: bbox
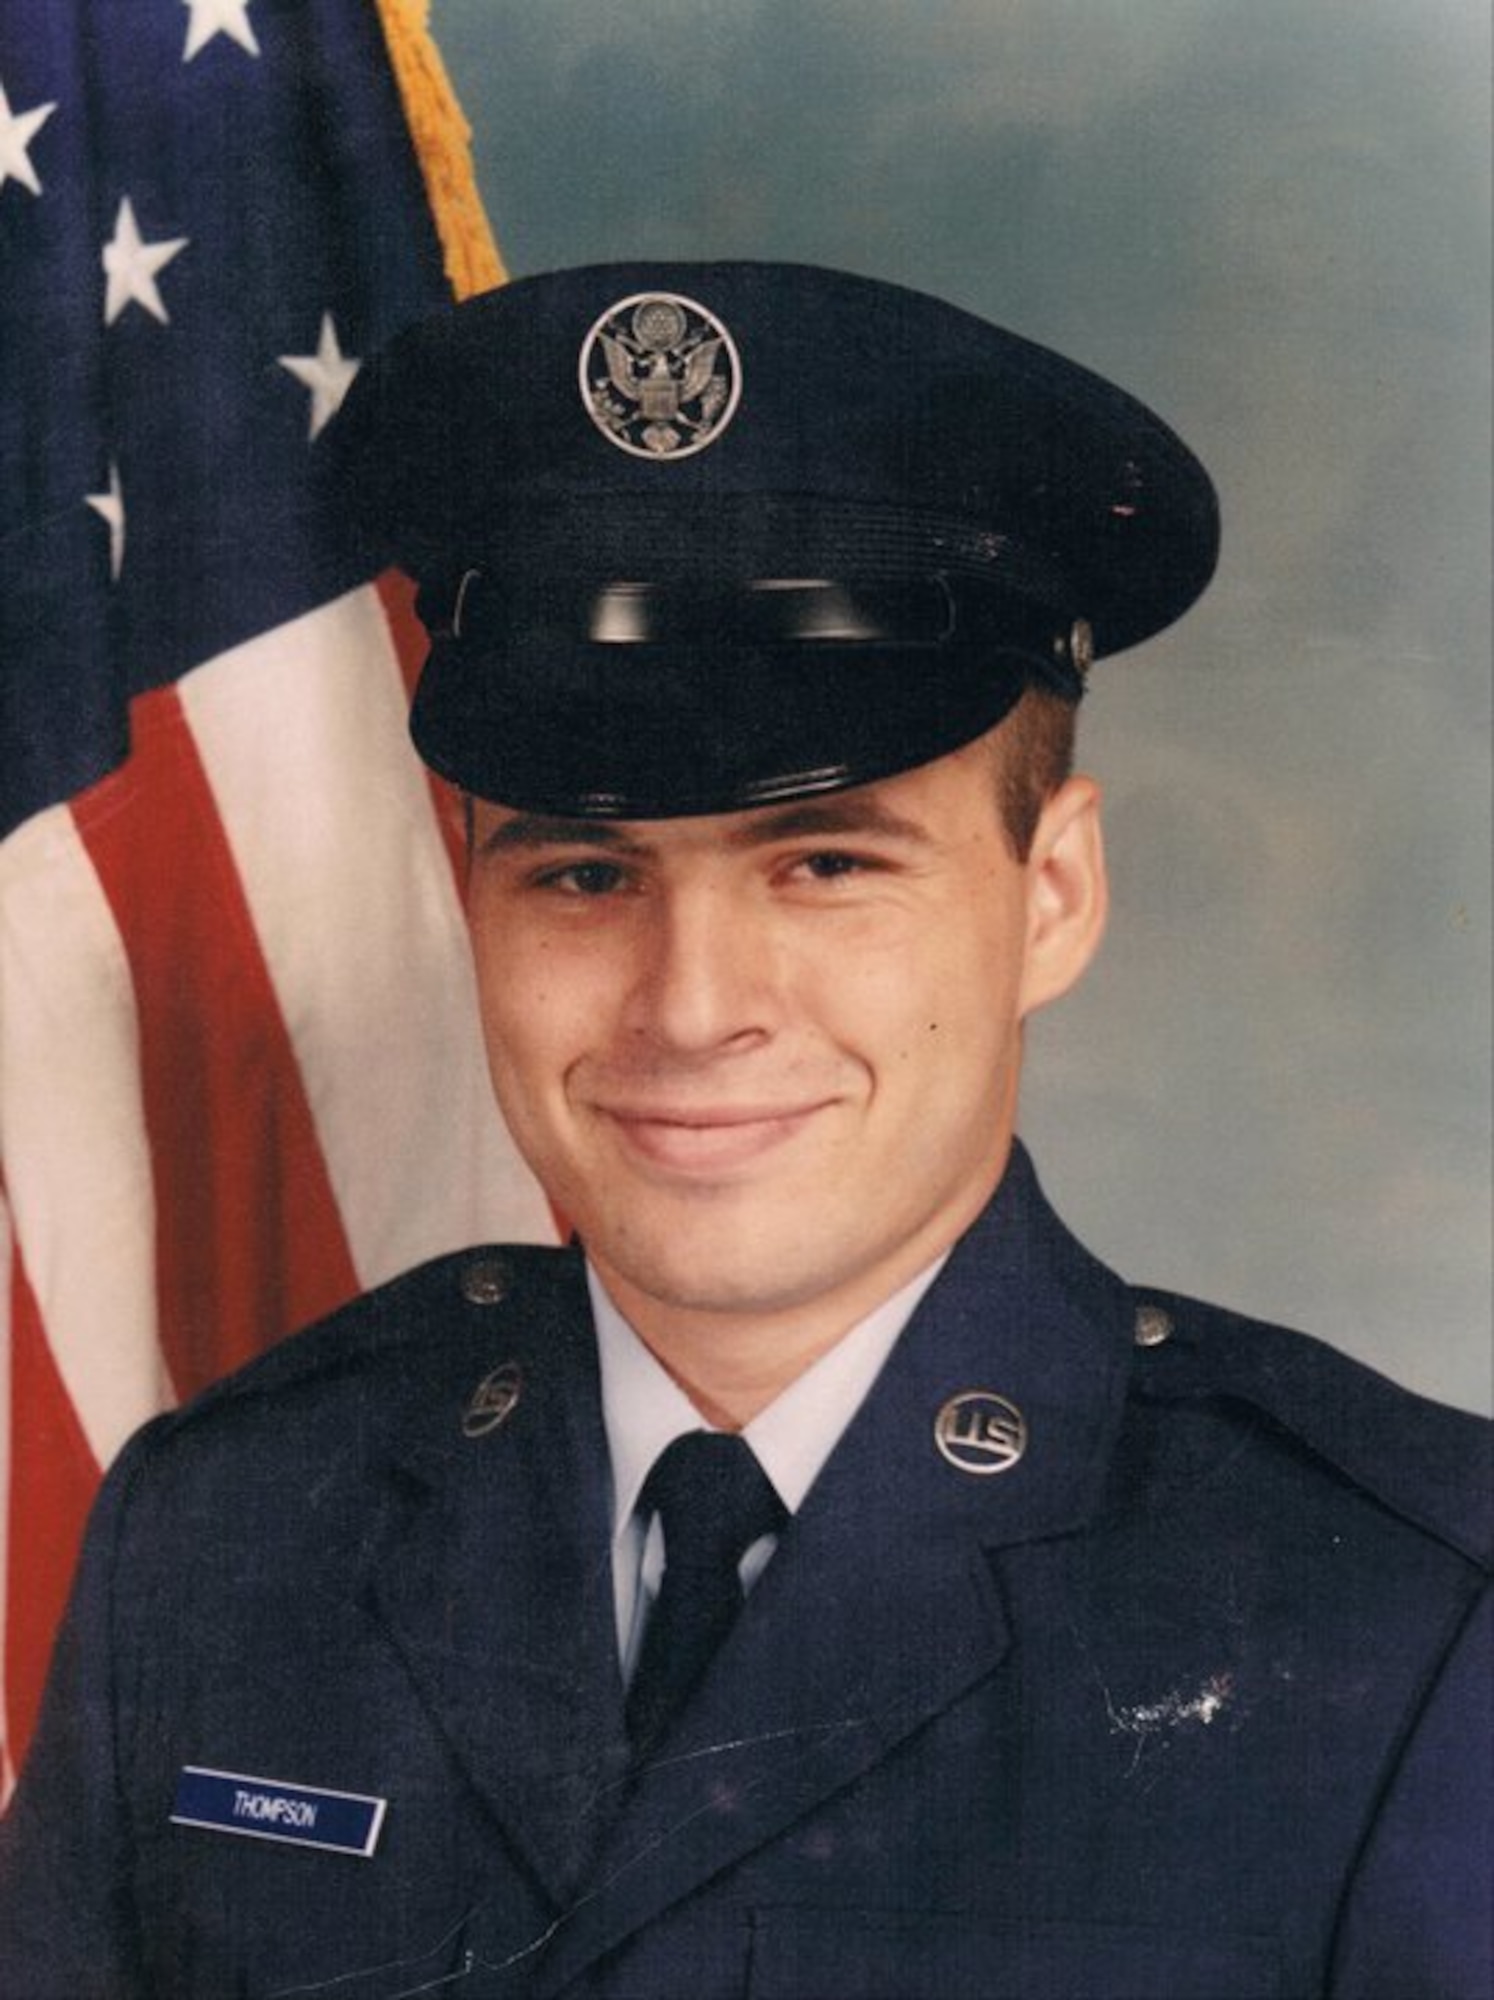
[417,569,1094,701]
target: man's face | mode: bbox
[465,734,1103,1345]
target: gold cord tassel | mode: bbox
[371,0,507,300]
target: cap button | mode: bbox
[461,1255,512,1307]
[1133,1302,1175,1349]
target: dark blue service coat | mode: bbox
[1,1148,1489,1998]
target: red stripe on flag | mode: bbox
[378,570,428,710]
[71,686,360,1401]
[5,1253,101,1773]
[377,571,467,893]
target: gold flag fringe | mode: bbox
[372,0,507,300]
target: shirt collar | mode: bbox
[591,1255,949,1547]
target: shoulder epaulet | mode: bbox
[1125,1287,1493,1571]
[157,1240,579,1429]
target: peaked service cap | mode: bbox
[327,261,1219,818]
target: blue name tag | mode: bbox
[171,1765,387,1858]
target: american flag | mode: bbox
[0,0,555,1796]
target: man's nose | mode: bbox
[624,884,778,1055]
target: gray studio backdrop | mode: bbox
[436,0,1492,1413]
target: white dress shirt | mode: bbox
[590,1257,948,1683]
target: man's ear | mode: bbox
[1018,774,1108,1019]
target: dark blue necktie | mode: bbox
[625,1430,786,1752]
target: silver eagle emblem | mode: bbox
[579,291,741,459]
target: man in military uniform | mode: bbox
[1,263,1488,1998]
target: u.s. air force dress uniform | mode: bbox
[0,1149,1488,1997]
[1,264,1489,1997]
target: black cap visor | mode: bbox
[410,573,1083,817]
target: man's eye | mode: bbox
[539,860,628,896]
[797,851,865,881]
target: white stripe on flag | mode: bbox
[0,808,176,1466]
[178,586,556,1289]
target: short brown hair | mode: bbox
[988,687,1079,860]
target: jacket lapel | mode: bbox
[537,1146,1136,1991]
[360,1251,634,1907]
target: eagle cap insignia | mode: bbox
[579,291,742,459]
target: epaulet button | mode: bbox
[1133,1302,1175,1349]
[460,1255,512,1307]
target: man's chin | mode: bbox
[584,1229,847,1329]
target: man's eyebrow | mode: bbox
[726,798,933,848]
[477,814,650,855]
